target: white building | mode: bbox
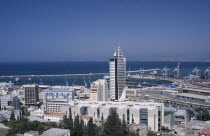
[109,47,126,101]
[90,79,109,101]
[41,128,70,136]
[46,101,69,113]
[44,112,66,123]
[30,109,44,118]
[0,94,20,110]
[61,101,164,131]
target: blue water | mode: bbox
[0,61,209,87]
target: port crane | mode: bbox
[173,62,180,78]
[161,66,170,78]
[205,67,210,80]
[192,66,201,76]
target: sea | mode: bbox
[0,61,209,88]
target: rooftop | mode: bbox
[41,128,70,136]
[201,129,210,135]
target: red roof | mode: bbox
[201,129,210,135]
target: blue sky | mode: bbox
[0,0,210,62]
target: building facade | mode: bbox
[23,84,39,105]
[61,101,164,131]
[43,88,75,103]
[109,47,126,101]
[44,112,66,122]
[90,79,109,101]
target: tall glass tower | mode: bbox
[109,47,126,101]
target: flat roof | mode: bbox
[41,128,70,136]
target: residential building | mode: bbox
[109,47,126,101]
[44,112,66,122]
[41,128,70,136]
[90,79,109,101]
[23,84,39,105]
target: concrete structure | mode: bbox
[44,112,66,122]
[109,47,126,101]
[41,128,70,136]
[90,79,109,101]
[23,84,39,105]
[0,94,20,110]
[43,88,75,103]
[61,101,164,131]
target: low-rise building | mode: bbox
[41,128,70,136]
[30,109,44,118]
[201,129,210,136]
[44,112,66,122]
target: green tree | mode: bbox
[101,113,104,123]
[122,114,129,136]
[86,117,96,136]
[147,130,157,136]
[10,110,15,121]
[101,112,123,136]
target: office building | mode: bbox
[23,84,39,105]
[61,101,164,131]
[90,79,109,101]
[109,47,126,101]
[43,88,75,103]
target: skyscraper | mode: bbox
[109,47,126,101]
